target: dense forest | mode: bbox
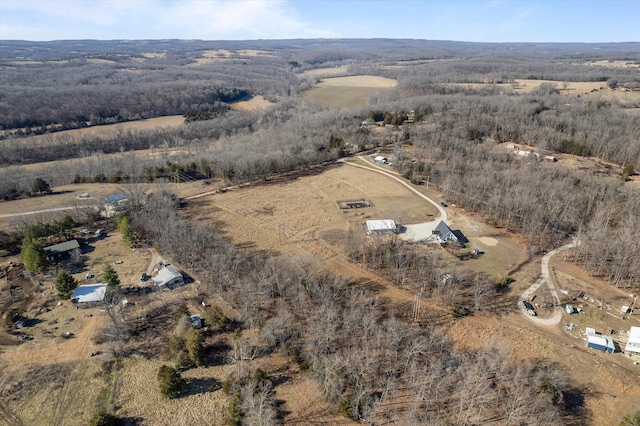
[1,39,640,424]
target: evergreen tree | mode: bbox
[157,365,185,399]
[117,215,135,247]
[55,271,78,300]
[185,328,205,367]
[88,411,119,426]
[102,264,121,293]
[20,238,49,273]
[32,177,51,194]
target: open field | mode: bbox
[114,357,231,426]
[587,60,640,68]
[443,79,640,105]
[230,95,273,111]
[0,115,185,142]
[0,94,268,153]
[302,75,397,109]
[443,79,608,95]
[185,161,526,281]
[299,67,349,78]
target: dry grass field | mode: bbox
[114,357,231,426]
[230,95,273,112]
[189,49,274,65]
[302,75,397,109]
[443,78,640,106]
[443,79,607,95]
[1,115,185,142]
[186,163,436,257]
[587,60,640,68]
[299,67,349,78]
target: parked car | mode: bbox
[522,300,537,316]
[140,273,150,282]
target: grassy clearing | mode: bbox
[302,75,397,109]
[587,60,640,68]
[229,95,273,111]
[2,115,185,143]
[299,67,349,78]
[188,164,436,256]
[114,357,231,426]
[443,79,608,95]
[0,361,106,426]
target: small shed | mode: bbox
[373,155,389,165]
[45,239,80,261]
[366,220,396,235]
[71,284,107,304]
[153,265,184,288]
[586,327,615,353]
[625,326,640,356]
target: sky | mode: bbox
[1,0,639,43]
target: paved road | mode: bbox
[340,157,448,222]
[518,238,577,326]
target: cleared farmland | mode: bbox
[302,75,397,109]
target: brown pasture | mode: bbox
[1,115,185,142]
[302,75,397,109]
[299,67,349,78]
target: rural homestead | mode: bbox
[1,4,640,425]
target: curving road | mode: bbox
[342,156,578,327]
[339,157,448,222]
[518,238,578,325]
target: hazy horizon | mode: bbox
[1,0,639,43]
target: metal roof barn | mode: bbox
[586,327,615,353]
[45,239,80,255]
[366,220,396,235]
[71,284,107,304]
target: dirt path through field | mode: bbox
[341,157,448,221]
[518,239,577,325]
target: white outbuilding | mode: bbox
[366,220,396,235]
[586,327,615,354]
[153,265,184,287]
[625,326,640,356]
[71,284,107,304]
